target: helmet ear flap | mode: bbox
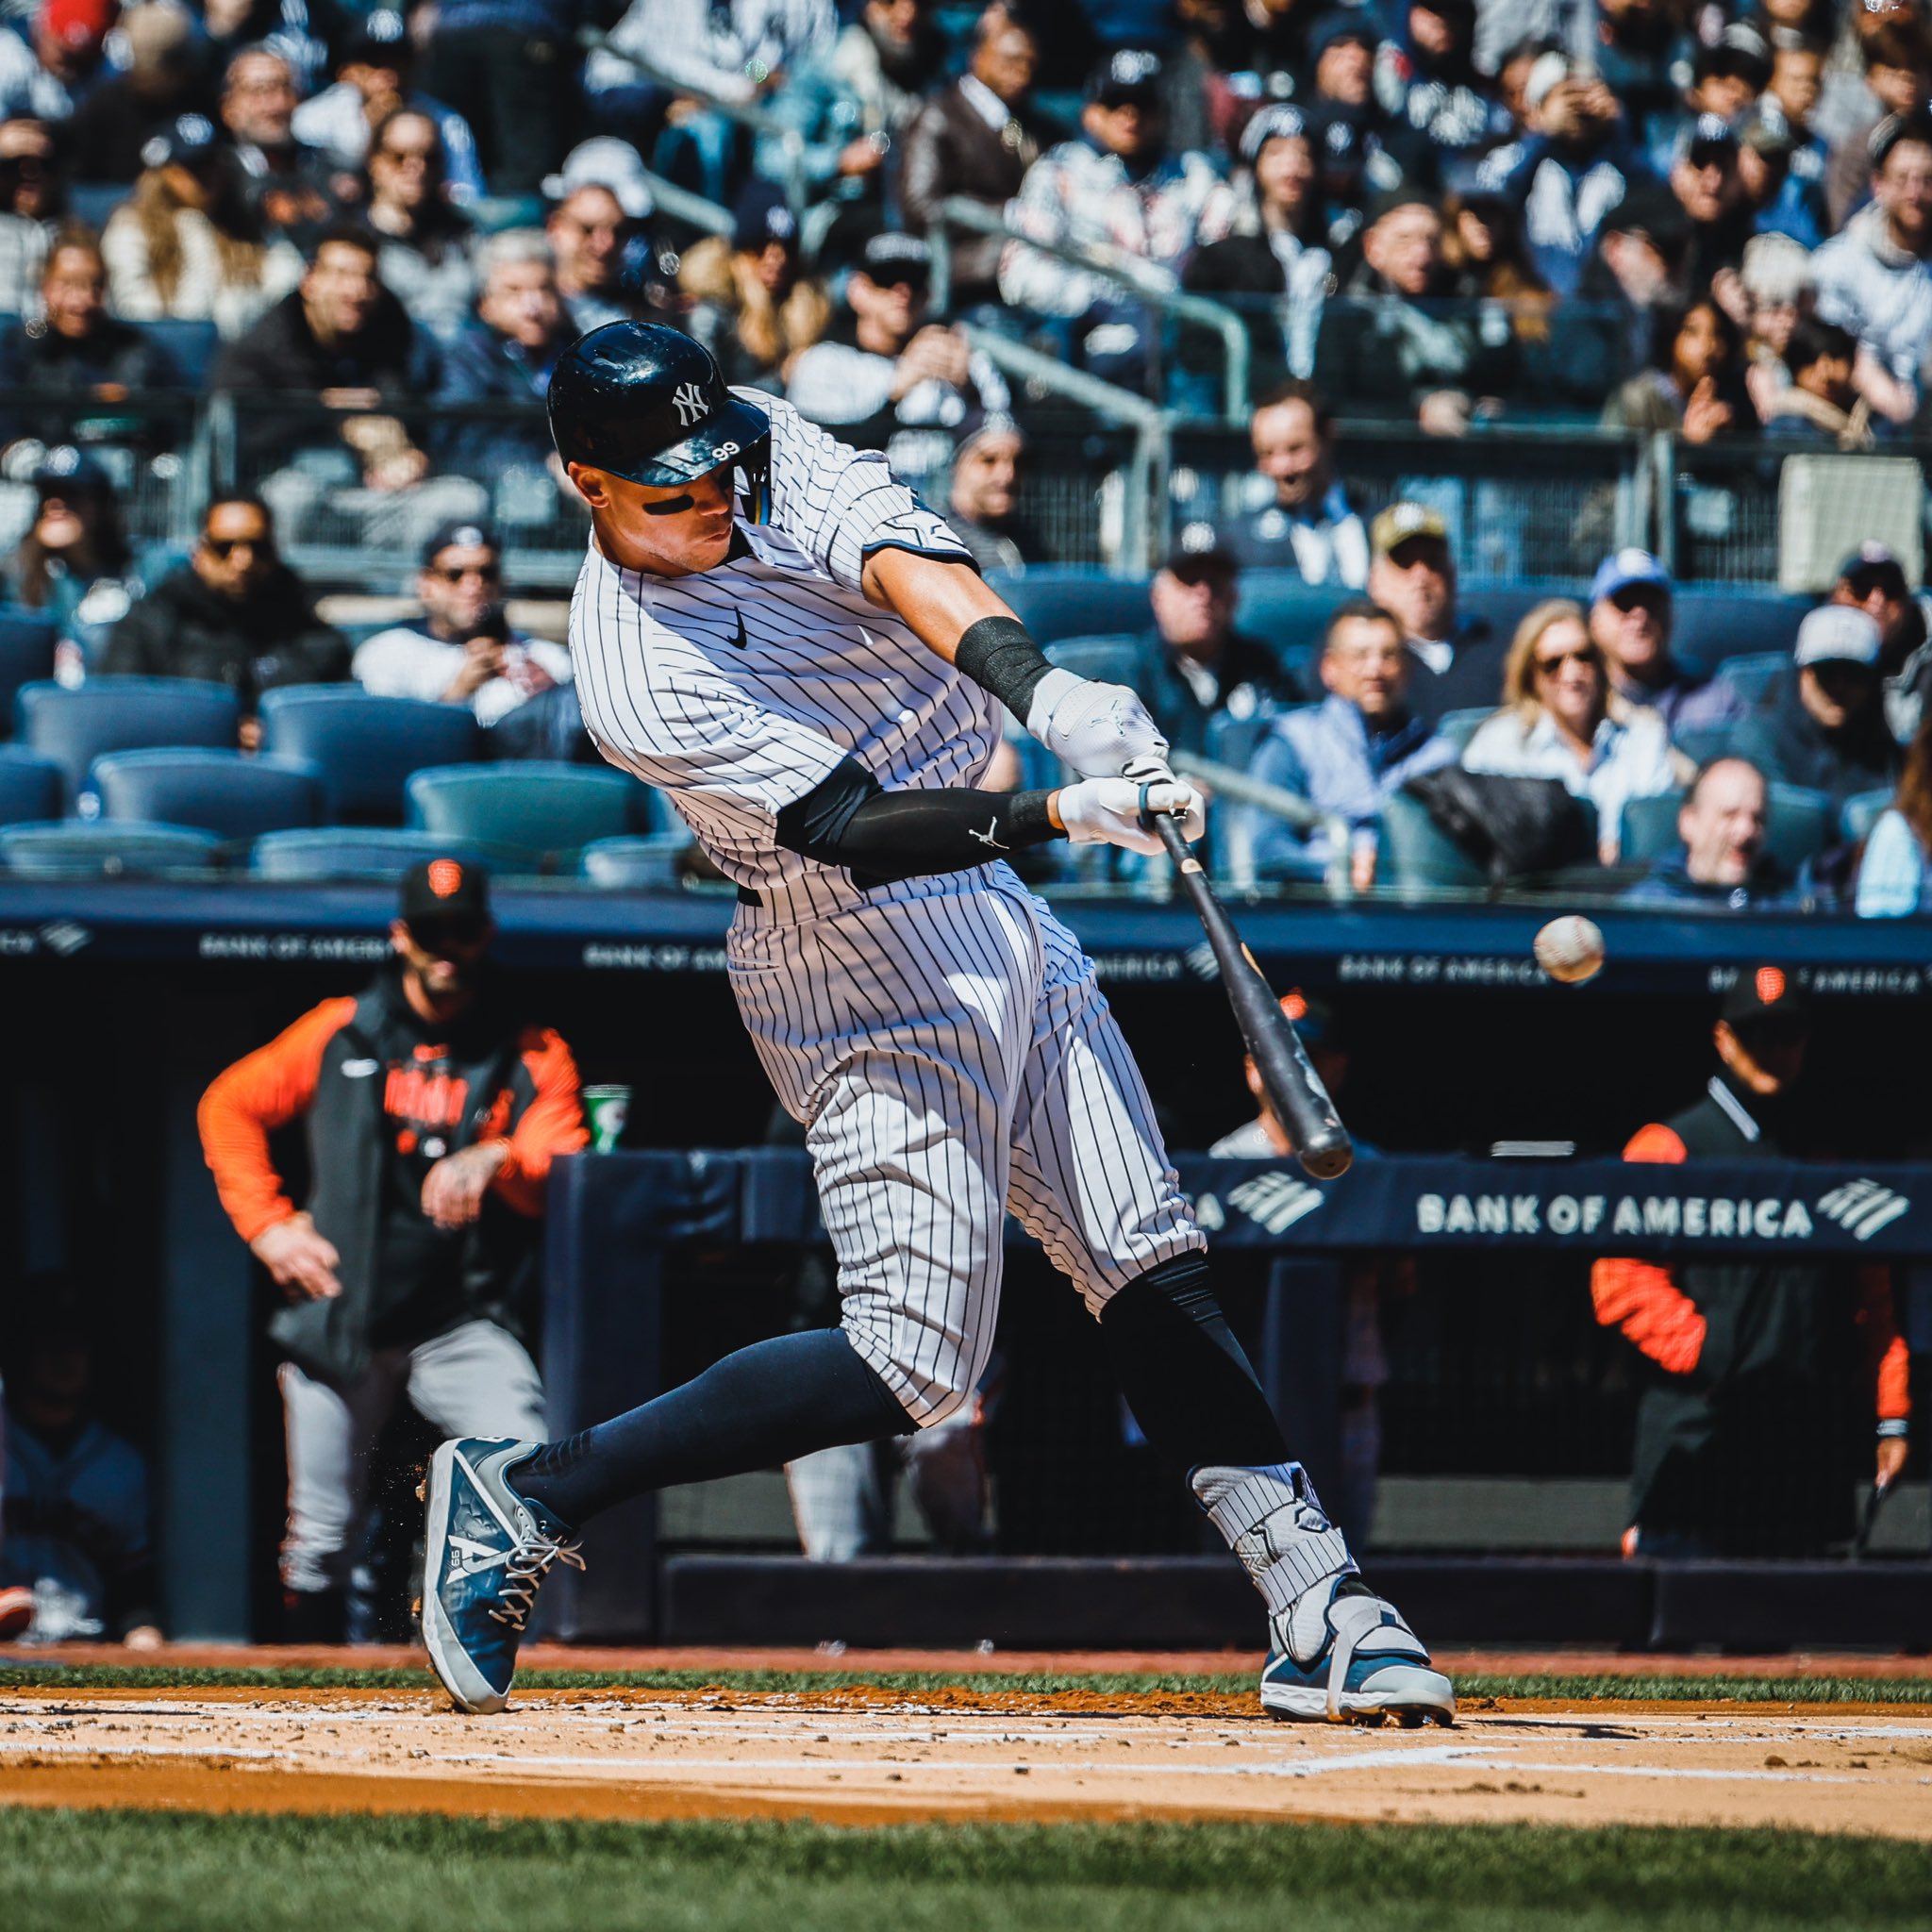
[734,432,772,525]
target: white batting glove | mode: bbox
[1026,668,1169,779]
[1056,774,1205,855]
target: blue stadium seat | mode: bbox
[1233,574,1343,654]
[1842,788,1895,843]
[988,568,1150,644]
[0,819,223,876]
[65,183,131,232]
[259,686,481,824]
[251,828,498,880]
[1377,791,1490,896]
[406,761,644,870]
[1621,783,1837,873]
[130,318,221,390]
[1621,791,1685,865]
[1045,635,1141,688]
[1460,585,1584,646]
[0,745,61,824]
[578,833,692,889]
[1672,591,1809,675]
[1709,651,1788,709]
[1435,707,1496,753]
[91,749,322,841]
[16,676,240,808]
[0,609,57,735]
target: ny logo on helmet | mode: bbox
[672,382,708,427]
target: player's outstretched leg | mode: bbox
[419,1437,583,1714]
[1193,1461,1454,1725]
[420,1326,912,1711]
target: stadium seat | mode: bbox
[988,568,1150,644]
[251,828,501,880]
[0,610,57,734]
[1709,651,1788,709]
[131,318,221,390]
[1377,791,1491,896]
[0,746,61,824]
[1045,635,1141,688]
[1434,707,1496,753]
[0,819,223,876]
[259,686,481,824]
[91,749,322,842]
[578,833,692,889]
[1672,591,1809,675]
[1233,573,1342,653]
[406,761,644,870]
[1622,783,1837,874]
[1621,791,1686,865]
[16,676,240,808]
[1459,585,1579,645]
[65,182,132,232]
[1842,788,1895,843]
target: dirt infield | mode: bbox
[5,1667,1931,1838]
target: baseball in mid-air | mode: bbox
[1535,915,1606,985]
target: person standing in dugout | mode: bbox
[1591,966,1909,1558]
[413,320,1456,1728]
[198,859,587,1639]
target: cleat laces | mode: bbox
[480,1531,585,1633]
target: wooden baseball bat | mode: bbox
[1151,811,1353,1179]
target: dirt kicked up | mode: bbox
[3,1674,1931,1839]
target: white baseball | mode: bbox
[1534,915,1605,985]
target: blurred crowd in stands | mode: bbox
[0,0,1922,907]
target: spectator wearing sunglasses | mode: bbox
[1461,597,1686,861]
[1587,548,1741,741]
[353,519,571,727]
[358,105,477,344]
[99,493,349,746]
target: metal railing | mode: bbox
[638,169,733,240]
[926,196,1252,427]
[1172,749,1352,895]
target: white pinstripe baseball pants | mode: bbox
[729,864,1204,1427]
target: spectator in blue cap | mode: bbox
[1588,547,1741,739]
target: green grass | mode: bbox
[2,1811,1930,1932]
[4,1662,1930,1704]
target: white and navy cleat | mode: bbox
[419,1437,583,1715]
[1258,1574,1456,1726]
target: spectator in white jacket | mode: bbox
[353,520,572,728]
[1461,598,1687,861]
[1811,108,1932,425]
[997,48,1220,383]
[103,114,304,336]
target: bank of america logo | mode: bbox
[1228,1171,1324,1234]
[1816,1179,1911,1241]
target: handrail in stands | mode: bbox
[925,195,1251,427]
[637,168,733,239]
[1170,749,1353,897]
[954,321,1170,575]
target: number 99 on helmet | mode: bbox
[545,322,773,523]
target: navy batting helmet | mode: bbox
[546,322,772,520]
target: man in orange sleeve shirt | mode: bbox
[199,858,587,1640]
[1591,965,1909,1559]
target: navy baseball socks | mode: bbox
[1192,1462,1455,1725]
[421,1328,910,1711]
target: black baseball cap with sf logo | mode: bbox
[400,857,491,930]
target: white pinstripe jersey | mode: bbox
[567,392,1002,920]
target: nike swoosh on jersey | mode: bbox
[732,612,749,649]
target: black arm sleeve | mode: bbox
[953,614,1058,718]
[774,757,1064,883]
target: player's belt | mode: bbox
[736,874,894,908]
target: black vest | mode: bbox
[1627,1073,1863,1553]
[267,972,544,1384]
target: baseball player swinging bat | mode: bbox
[1139,798,1353,1179]
[414,322,1451,1729]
